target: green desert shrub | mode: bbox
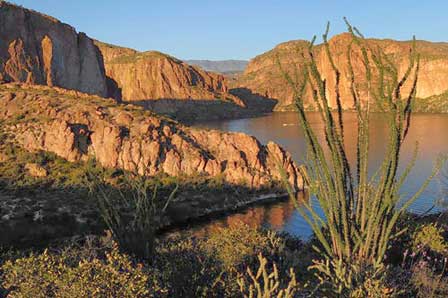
[203,224,285,268]
[87,169,178,260]
[237,253,299,298]
[0,143,105,188]
[349,277,395,298]
[153,226,301,298]
[279,20,445,296]
[154,236,224,297]
[2,243,161,298]
[403,222,448,298]
[412,223,448,255]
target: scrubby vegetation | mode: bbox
[1,222,447,297]
[1,242,153,298]
[107,51,178,65]
[0,227,296,298]
[414,92,448,113]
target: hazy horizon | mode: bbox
[9,0,448,60]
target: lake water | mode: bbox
[187,112,448,239]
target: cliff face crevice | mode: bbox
[41,35,53,86]
[0,2,107,97]
[0,84,303,191]
[236,33,448,111]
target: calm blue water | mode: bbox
[189,112,448,239]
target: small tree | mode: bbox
[279,20,445,295]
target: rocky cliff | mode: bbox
[95,41,277,121]
[0,83,302,190]
[235,33,448,111]
[95,41,243,104]
[0,2,107,97]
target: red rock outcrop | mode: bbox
[94,41,245,106]
[236,33,448,111]
[0,83,302,190]
[0,2,107,97]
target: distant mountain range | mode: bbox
[185,60,248,74]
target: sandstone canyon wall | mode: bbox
[0,2,107,97]
[0,83,302,190]
[95,41,277,120]
[235,33,448,111]
[95,41,243,104]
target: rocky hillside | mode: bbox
[0,2,107,97]
[95,42,243,104]
[236,33,448,111]
[0,83,302,190]
[95,41,277,121]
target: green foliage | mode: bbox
[392,215,448,298]
[349,277,395,298]
[0,141,108,188]
[1,221,445,298]
[203,224,285,268]
[154,236,225,297]
[153,226,304,298]
[278,20,446,296]
[237,253,299,298]
[0,228,308,298]
[413,223,448,255]
[2,244,158,298]
[414,92,448,113]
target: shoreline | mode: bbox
[0,185,292,248]
[159,192,291,234]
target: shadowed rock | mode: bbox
[0,83,303,190]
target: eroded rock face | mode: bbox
[94,41,277,121]
[0,2,107,97]
[0,84,303,190]
[95,41,244,105]
[236,33,448,111]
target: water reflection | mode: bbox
[190,112,448,239]
[184,192,307,238]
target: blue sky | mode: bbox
[10,0,448,60]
